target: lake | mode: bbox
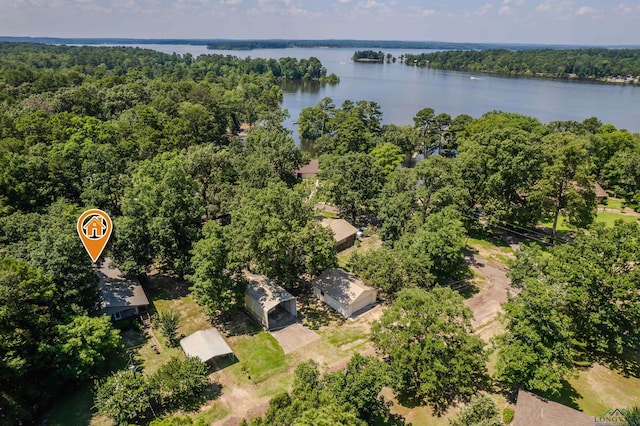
[113,44,640,136]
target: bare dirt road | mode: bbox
[464,253,516,332]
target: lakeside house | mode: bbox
[594,181,608,203]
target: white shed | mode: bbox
[312,268,377,318]
[180,328,234,363]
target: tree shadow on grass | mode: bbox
[214,309,262,337]
[142,273,191,301]
[593,349,640,379]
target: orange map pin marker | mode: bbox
[77,209,113,263]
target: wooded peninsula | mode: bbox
[403,48,640,83]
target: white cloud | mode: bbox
[575,5,595,15]
[536,0,575,17]
[417,9,438,17]
[535,2,550,11]
[220,0,241,4]
[357,0,384,9]
[475,3,494,16]
[614,3,635,14]
[498,5,513,15]
[337,0,350,3]
[503,0,524,4]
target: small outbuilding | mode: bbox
[244,271,297,330]
[319,218,358,252]
[594,181,608,203]
[97,258,149,321]
[312,268,377,318]
[294,159,319,179]
[180,328,234,364]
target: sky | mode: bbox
[2,0,639,45]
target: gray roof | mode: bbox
[312,268,375,306]
[97,258,149,309]
[244,271,295,311]
[513,390,594,426]
[180,328,233,362]
[320,218,358,244]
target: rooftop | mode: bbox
[312,268,374,305]
[295,159,319,175]
[513,390,594,426]
[97,258,149,309]
[244,271,295,311]
[180,328,233,363]
[319,218,358,243]
[594,181,607,199]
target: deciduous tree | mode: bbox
[371,287,487,414]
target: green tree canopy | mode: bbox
[187,221,245,317]
[227,182,336,288]
[318,152,384,222]
[114,152,205,276]
[371,287,487,414]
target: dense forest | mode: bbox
[1,42,639,425]
[403,48,640,82]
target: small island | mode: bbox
[352,49,386,63]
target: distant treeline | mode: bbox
[2,37,639,51]
[404,48,640,82]
[0,42,338,87]
[200,39,628,51]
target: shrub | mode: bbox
[503,406,515,424]
[158,310,181,347]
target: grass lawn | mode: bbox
[554,361,640,416]
[318,322,368,348]
[594,211,639,226]
[189,403,230,424]
[227,332,286,384]
[543,210,638,233]
[600,197,624,210]
[466,237,515,267]
[337,234,382,268]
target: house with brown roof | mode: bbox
[294,159,319,179]
[319,217,358,252]
[311,268,377,318]
[513,390,594,426]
